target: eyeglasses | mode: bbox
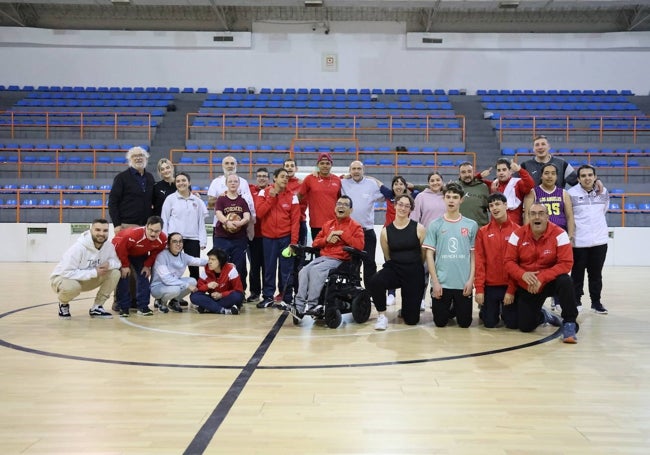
[335,202,350,207]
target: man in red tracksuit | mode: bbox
[254,168,301,308]
[298,152,341,241]
[504,202,579,343]
[474,193,519,328]
[284,158,308,245]
[480,158,535,225]
[291,195,364,319]
[112,215,167,316]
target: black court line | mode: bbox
[0,301,563,370]
[183,311,289,455]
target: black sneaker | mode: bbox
[245,294,260,303]
[591,303,608,315]
[221,306,239,315]
[153,299,161,308]
[179,299,189,307]
[289,305,304,322]
[168,299,183,313]
[256,297,274,308]
[137,307,154,316]
[58,304,71,319]
[158,302,169,313]
[89,306,113,319]
[119,308,130,318]
[196,306,206,314]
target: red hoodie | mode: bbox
[474,217,519,294]
[196,262,243,298]
[255,185,300,243]
[112,226,167,268]
[312,216,364,261]
[504,221,573,291]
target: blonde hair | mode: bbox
[156,158,174,176]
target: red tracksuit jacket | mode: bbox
[312,216,364,261]
[504,221,574,291]
[112,226,167,268]
[196,262,244,298]
[474,217,519,295]
[254,185,300,244]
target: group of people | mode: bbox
[50,135,611,345]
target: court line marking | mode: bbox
[0,301,562,370]
[183,312,288,454]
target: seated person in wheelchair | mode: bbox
[292,196,364,317]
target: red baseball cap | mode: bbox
[316,152,333,164]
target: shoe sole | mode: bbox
[89,314,113,319]
[137,312,153,316]
[562,336,578,344]
[592,309,608,315]
[59,315,71,319]
[374,325,387,331]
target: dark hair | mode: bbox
[91,218,109,225]
[541,163,558,174]
[443,181,465,197]
[391,175,407,190]
[166,232,183,247]
[146,215,164,228]
[394,193,414,211]
[533,135,548,142]
[273,167,288,179]
[206,247,229,267]
[487,192,507,205]
[426,171,443,182]
[339,195,353,209]
[283,159,296,167]
[577,164,597,177]
[175,171,191,183]
[495,158,511,168]
[255,167,269,175]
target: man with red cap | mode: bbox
[298,152,342,242]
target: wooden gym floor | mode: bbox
[0,263,648,455]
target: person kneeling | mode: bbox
[190,248,244,315]
[150,233,208,313]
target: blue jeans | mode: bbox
[116,255,151,312]
[190,291,244,313]
[262,235,291,300]
[213,236,248,292]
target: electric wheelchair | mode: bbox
[284,244,372,328]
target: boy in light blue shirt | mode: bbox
[423,182,478,328]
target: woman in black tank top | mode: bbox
[369,194,426,330]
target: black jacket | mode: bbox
[108,167,154,227]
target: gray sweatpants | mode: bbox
[294,256,342,312]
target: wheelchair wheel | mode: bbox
[324,306,342,329]
[351,289,372,323]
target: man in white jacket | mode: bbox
[50,218,121,319]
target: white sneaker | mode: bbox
[420,299,426,312]
[374,313,388,331]
[386,294,395,306]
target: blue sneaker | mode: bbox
[562,322,578,344]
[542,308,562,327]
